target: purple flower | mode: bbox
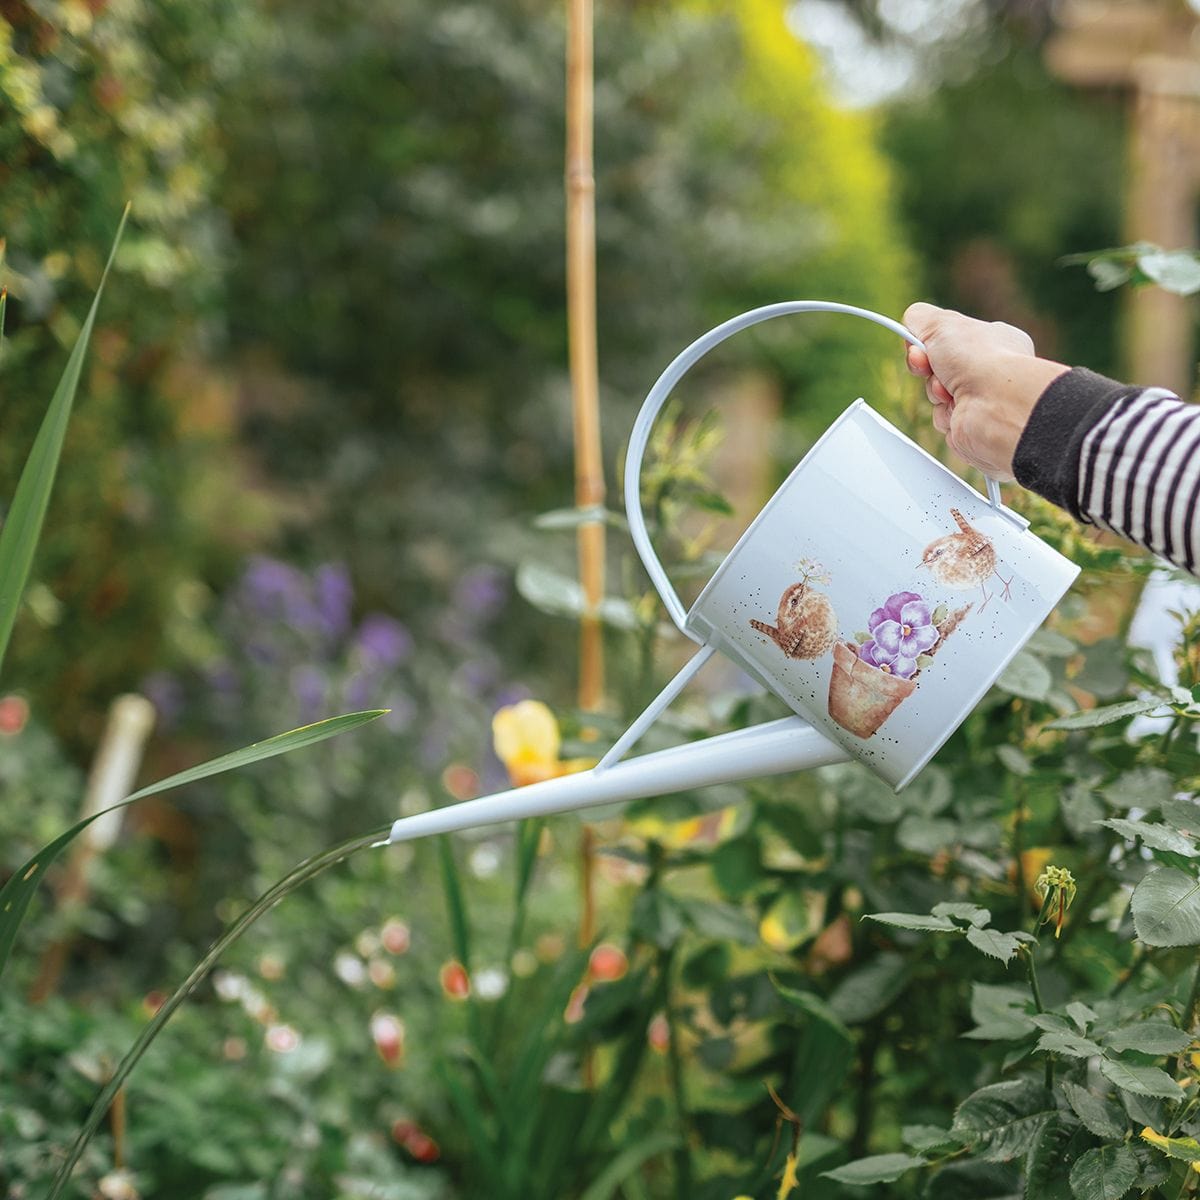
[859,593,939,681]
[355,614,413,669]
[291,665,327,723]
[867,591,923,633]
[237,556,322,633]
[452,565,508,623]
[314,563,354,640]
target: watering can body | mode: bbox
[389,302,1079,846]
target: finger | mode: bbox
[930,375,954,405]
[902,302,944,340]
[906,345,932,377]
[932,402,952,436]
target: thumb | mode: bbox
[902,302,946,343]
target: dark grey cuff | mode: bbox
[1012,367,1142,520]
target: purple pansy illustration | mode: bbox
[858,591,940,680]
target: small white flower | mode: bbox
[474,967,508,1000]
[335,951,367,988]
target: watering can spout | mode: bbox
[387,716,847,845]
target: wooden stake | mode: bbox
[566,0,606,718]
[29,695,155,1002]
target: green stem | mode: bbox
[850,1022,882,1160]
[1023,945,1053,1090]
[661,946,692,1200]
[1169,959,1200,1079]
[48,825,390,1200]
[1111,944,1151,997]
[1013,780,1028,922]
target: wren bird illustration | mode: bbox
[750,580,838,660]
[919,508,1012,611]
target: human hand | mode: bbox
[902,302,1068,481]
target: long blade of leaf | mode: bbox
[0,708,385,982]
[48,822,389,1199]
[578,1131,681,1200]
[0,207,129,678]
[438,835,473,971]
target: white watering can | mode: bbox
[387,302,1079,846]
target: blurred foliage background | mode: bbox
[8,0,1193,1198]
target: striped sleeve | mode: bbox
[1012,367,1200,575]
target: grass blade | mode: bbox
[0,708,386,983]
[577,1131,681,1200]
[47,823,389,1199]
[438,835,473,970]
[0,207,129,678]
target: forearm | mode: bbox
[1014,369,1198,574]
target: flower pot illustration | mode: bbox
[828,640,916,738]
[827,592,972,738]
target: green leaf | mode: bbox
[1060,1081,1127,1140]
[577,1132,681,1200]
[896,815,959,854]
[902,1125,960,1153]
[1098,1057,1184,1100]
[1101,818,1198,858]
[828,952,909,1024]
[963,983,1037,1041]
[1103,767,1175,811]
[821,1153,926,1185]
[931,603,949,624]
[966,927,1024,964]
[916,653,935,668]
[951,1079,1055,1162]
[996,744,1032,776]
[515,561,640,630]
[1139,1128,1200,1164]
[1068,1144,1138,1200]
[853,630,871,644]
[1048,699,1167,730]
[1061,783,1106,840]
[1087,258,1134,292]
[773,981,852,1042]
[1132,1142,1170,1190]
[0,208,128,678]
[1026,1116,1091,1200]
[1137,249,1200,296]
[1035,1030,1103,1059]
[932,902,991,927]
[783,983,855,1127]
[631,889,687,950]
[926,1162,1021,1199]
[533,504,628,531]
[0,709,386,983]
[683,898,758,944]
[1160,798,1200,835]
[1130,867,1200,947]
[865,911,958,932]
[1066,1001,1097,1032]
[437,837,472,972]
[688,489,734,515]
[1030,1013,1072,1034]
[1026,629,1077,657]
[996,651,1052,702]
[1103,1022,1194,1056]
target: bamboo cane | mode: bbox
[566,0,606,719]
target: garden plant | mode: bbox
[7,4,1200,1200]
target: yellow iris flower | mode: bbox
[492,700,593,787]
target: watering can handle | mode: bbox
[624,301,1003,636]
